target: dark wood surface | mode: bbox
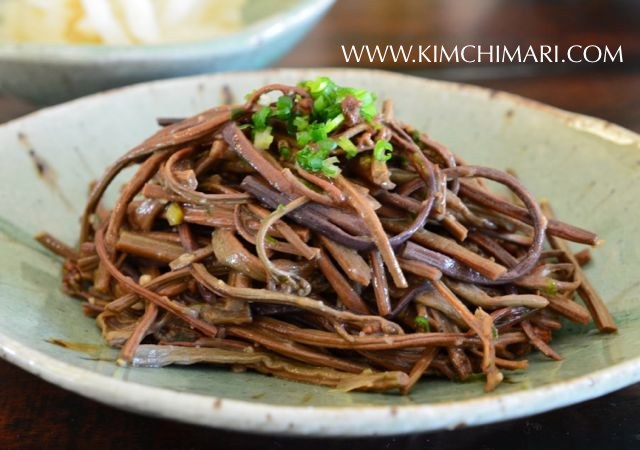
[1,1,639,448]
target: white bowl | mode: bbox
[0,0,334,104]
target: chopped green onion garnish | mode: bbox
[317,139,337,153]
[275,95,293,119]
[360,103,377,122]
[300,76,378,123]
[293,115,309,130]
[337,136,358,158]
[491,325,499,339]
[415,316,430,332]
[302,76,333,94]
[373,139,393,161]
[309,123,328,142]
[252,106,271,130]
[313,95,329,116]
[323,113,344,133]
[296,146,340,178]
[296,130,312,146]
[242,77,384,179]
[320,156,341,178]
[296,146,325,172]
[297,123,329,146]
[254,127,274,150]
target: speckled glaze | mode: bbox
[0,0,334,104]
[0,69,639,436]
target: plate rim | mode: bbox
[2,329,640,436]
[1,67,639,436]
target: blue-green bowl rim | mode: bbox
[0,0,335,62]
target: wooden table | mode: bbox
[1,1,639,448]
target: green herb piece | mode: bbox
[323,113,344,133]
[293,115,309,130]
[313,94,328,112]
[253,127,273,150]
[360,102,377,122]
[491,325,499,339]
[241,77,385,180]
[252,106,271,130]
[316,139,337,153]
[545,279,558,297]
[373,139,393,161]
[337,136,358,158]
[296,146,325,172]
[415,316,430,332]
[309,123,328,141]
[302,76,333,95]
[341,87,374,104]
[297,123,329,146]
[338,86,377,122]
[295,146,340,178]
[265,235,278,244]
[274,95,294,119]
[299,76,378,123]
[320,156,341,178]
[296,130,312,146]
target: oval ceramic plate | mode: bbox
[0,69,639,436]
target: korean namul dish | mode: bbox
[37,77,616,394]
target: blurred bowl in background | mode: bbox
[0,0,334,105]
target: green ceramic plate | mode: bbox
[0,69,638,436]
